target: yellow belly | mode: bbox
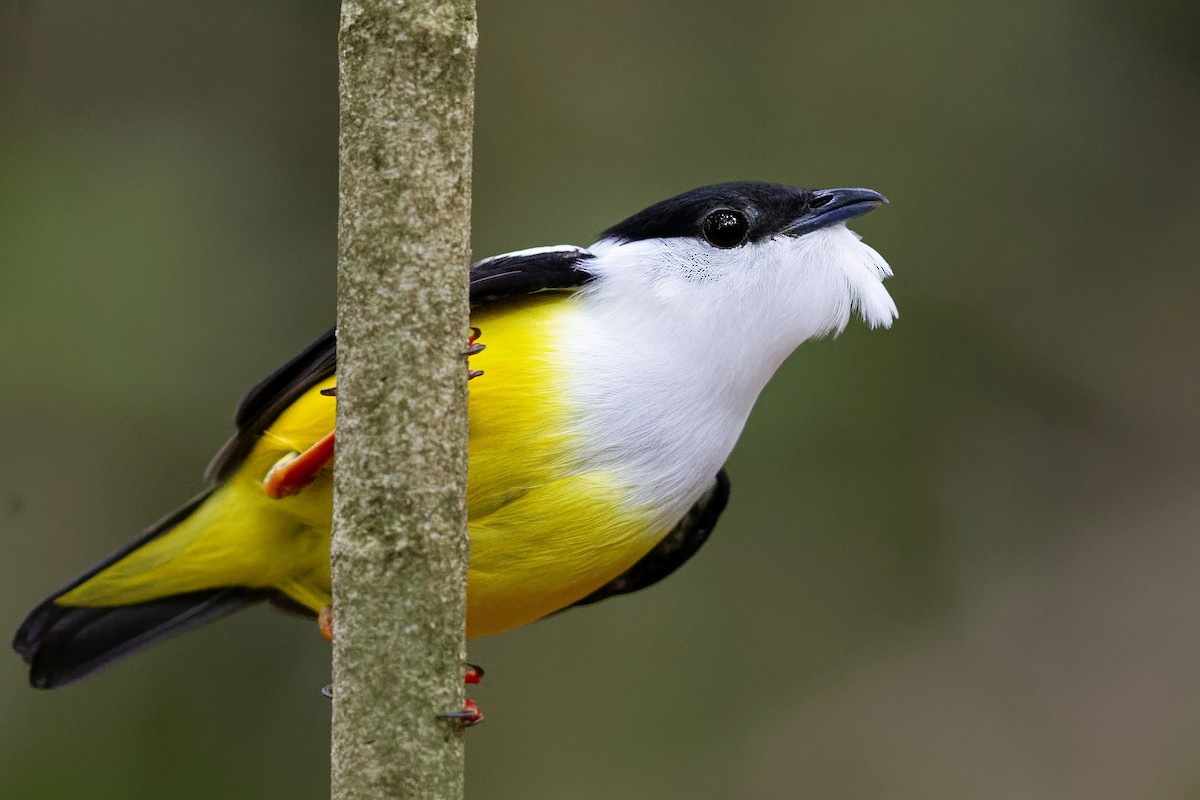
[60,295,663,637]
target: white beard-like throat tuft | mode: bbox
[557,224,898,527]
[784,224,897,336]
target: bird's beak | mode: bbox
[784,187,887,236]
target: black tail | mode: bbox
[12,489,272,689]
[13,588,272,688]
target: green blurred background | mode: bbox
[3,1,1199,797]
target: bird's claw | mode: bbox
[465,327,484,380]
[438,698,484,727]
[324,687,482,728]
[322,659,483,726]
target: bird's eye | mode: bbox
[702,209,749,248]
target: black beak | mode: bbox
[784,187,887,236]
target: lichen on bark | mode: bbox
[331,1,476,798]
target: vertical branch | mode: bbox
[332,1,476,798]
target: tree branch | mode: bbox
[331,1,476,798]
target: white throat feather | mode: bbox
[553,224,896,528]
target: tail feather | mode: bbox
[13,488,273,688]
[14,588,271,688]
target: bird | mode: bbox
[13,181,897,694]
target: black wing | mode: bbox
[205,329,337,482]
[205,246,596,482]
[469,246,596,305]
[569,469,731,608]
[13,487,280,687]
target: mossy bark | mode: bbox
[331,1,476,798]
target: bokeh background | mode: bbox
[3,1,1199,798]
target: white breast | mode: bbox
[553,225,896,531]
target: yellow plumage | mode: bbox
[58,294,663,637]
[21,181,897,695]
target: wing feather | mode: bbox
[569,470,731,608]
[204,246,596,481]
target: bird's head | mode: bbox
[582,182,897,363]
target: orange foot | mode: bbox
[440,662,485,726]
[268,329,474,503]
[263,429,336,499]
[439,697,484,728]
[318,605,334,643]
[318,607,483,726]
[438,663,485,726]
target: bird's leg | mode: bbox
[439,664,486,727]
[317,605,335,697]
[268,327,471,502]
[318,606,483,725]
[262,429,336,499]
[424,327,485,723]
[439,698,484,727]
[308,344,482,720]
[261,385,337,500]
[465,326,485,381]
[318,605,334,643]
